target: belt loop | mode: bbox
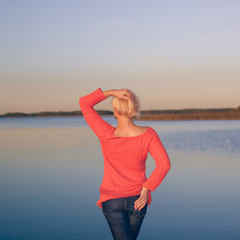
[124,197,127,211]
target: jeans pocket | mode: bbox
[102,199,119,214]
[129,195,147,217]
[133,202,147,217]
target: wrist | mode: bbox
[103,89,116,98]
[142,186,149,193]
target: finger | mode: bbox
[134,202,147,210]
[135,201,147,211]
[124,93,131,99]
[134,197,146,205]
[128,91,133,99]
[125,94,131,99]
[138,203,146,211]
[134,201,141,209]
[134,199,140,207]
[125,89,132,98]
[134,199,147,209]
[128,91,133,97]
[121,93,130,100]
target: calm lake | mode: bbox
[0,117,239,240]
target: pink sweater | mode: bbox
[79,88,171,208]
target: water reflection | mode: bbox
[0,118,239,240]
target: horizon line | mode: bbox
[1,105,240,116]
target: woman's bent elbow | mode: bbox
[79,97,83,105]
[166,161,171,172]
[79,97,85,109]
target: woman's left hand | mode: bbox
[134,187,149,211]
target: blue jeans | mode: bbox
[102,194,148,240]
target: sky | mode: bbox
[0,0,240,114]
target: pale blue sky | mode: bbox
[0,0,239,114]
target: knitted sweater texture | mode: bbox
[79,88,171,208]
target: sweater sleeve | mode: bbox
[79,88,113,139]
[143,132,171,191]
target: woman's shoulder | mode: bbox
[143,126,158,137]
[137,125,157,136]
[137,125,149,132]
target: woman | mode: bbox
[79,88,171,240]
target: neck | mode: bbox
[116,116,135,129]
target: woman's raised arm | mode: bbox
[79,88,133,138]
[79,88,113,139]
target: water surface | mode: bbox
[0,117,239,239]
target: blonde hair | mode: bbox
[111,90,141,119]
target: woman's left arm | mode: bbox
[135,132,171,211]
[143,132,171,191]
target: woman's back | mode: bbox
[97,125,155,208]
[113,126,149,138]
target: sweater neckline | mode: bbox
[112,127,150,138]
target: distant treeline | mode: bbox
[140,108,239,114]
[0,110,112,118]
[0,107,240,121]
[139,107,240,121]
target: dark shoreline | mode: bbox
[1,107,240,121]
